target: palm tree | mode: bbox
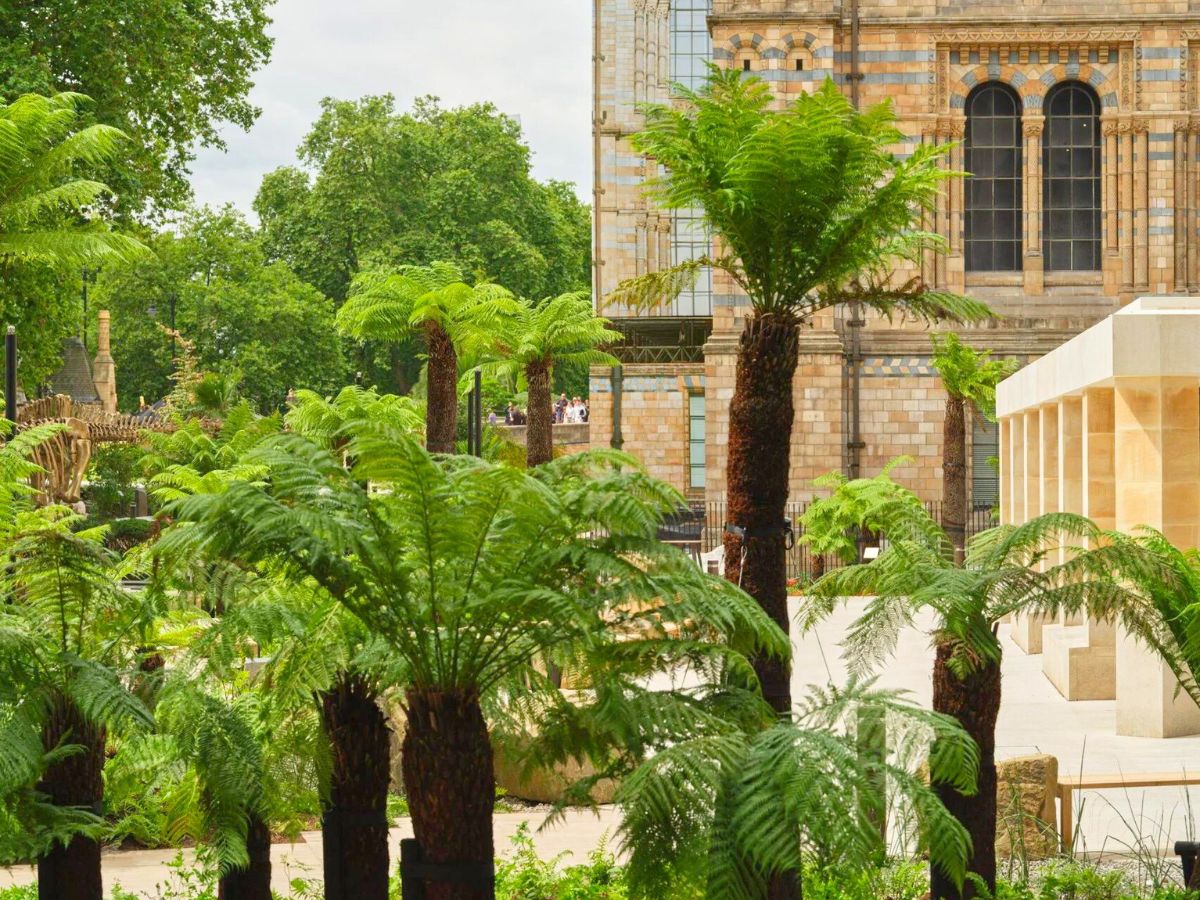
[930,334,1017,560]
[336,261,512,453]
[162,417,785,898]
[0,508,154,900]
[801,470,1105,898]
[0,93,146,267]
[613,70,991,728]
[468,292,620,466]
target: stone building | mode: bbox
[591,0,1200,510]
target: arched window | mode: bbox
[965,82,1023,272]
[1043,82,1101,271]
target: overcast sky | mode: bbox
[189,1,593,216]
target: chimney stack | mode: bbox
[92,310,117,413]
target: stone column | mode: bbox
[1012,408,1045,653]
[633,0,646,107]
[947,119,966,293]
[1120,124,1135,291]
[1010,412,1025,527]
[1134,123,1150,291]
[1114,377,1200,737]
[999,416,1011,526]
[1175,121,1189,292]
[1023,115,1045,295]
[92,310,117,414]
[1043,391,1116,701]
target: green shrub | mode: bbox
[494,824,629,900]
[83,444,145,520]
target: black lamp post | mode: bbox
[5,326,16,424]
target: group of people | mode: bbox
[555,394,589,423]
[492,395,589,426]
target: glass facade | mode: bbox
[668,0,713,317]
[688,393,706,491]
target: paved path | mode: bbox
[0,808,623,896]
[7,599,1200,895]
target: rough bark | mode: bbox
[942,396,967,564]
[425,322,459,454]
[401,688,494,900]
[524,360,554,468]
[930,639,1001,900]
[38,695,106,900]
[722,313,799,718]
[217,814,272,900]
[320,672,391,900]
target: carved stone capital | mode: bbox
[1102,119,1121,136]
[1022,118,1044,138]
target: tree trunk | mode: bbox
[217,813,272,900]
[930,639,1001,900]
[320,672,391,900]
[38,696,106,900]
[723,313,799,717]
[525,361,554,468]
[401,688,494,900]
[942,396,967,564]
[425,322,459,454]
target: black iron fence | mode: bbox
[657,500,997,581]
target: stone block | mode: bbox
[996,754,1059,860]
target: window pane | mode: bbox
[1043,82,1101,271]
[965,83,1023,271]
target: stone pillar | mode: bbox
[1114,377,1200,737]
[1120,125,1135,292]
[92,310,117,414]
[1134,124,1150,292]
[999,416,1011,526]
[1012,409,1046,653]
[1175,122,1189,293]
[1023,115,1045,296]
[1043,392,1115,700]
[1010,412,1025,527]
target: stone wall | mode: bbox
[496,423,591,455]
[589,364,704,495]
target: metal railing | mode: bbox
[658,500,998,581]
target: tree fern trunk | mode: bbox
[425,322,459,454]
[402,687,494,900]
[942,396,967,563]
[217,814,272,900]
[930,639,1000,900]
[723,313,798,717]
[525,361,554,468]
[38,694,105,900]
[321,672,391,900]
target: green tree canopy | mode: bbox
[94,206,348,412]
[0,0,274,216]
[254,95,591,307]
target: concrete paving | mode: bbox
[5,597,1200,895]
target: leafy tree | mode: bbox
[930,334,1017,560]
[254,94,591,309]
[0,505,154,900]
[802,472,1107,898]
[468,292,620,466]
[94,206,348,412]
[613,69,991,802]
[0,1,274,215]
[0,92,148,389]
[163,419,784,897]
[337,261,511,453]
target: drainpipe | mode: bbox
[845,0,865,481]
[610,365,624,450]
[592,0,606,308]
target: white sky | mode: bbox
[189,0,594,216]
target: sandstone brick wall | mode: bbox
[589,364,705,495]
[593,0,1200,505]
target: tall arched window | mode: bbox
[965,82,1023,272]
[1043,82,1101,271]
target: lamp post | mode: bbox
[5,326,16,424]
